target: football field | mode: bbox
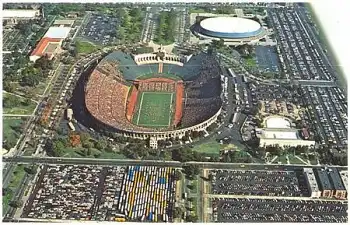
[133,92,174,127]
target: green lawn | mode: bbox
[192,139,221,155]
[76,40,99,54]
[133,92,174,127]
[3,93,36,115]
[245,57,257,68]
[189,180,198,194]
[3,117,25,150]
[3,164,26,213]
[189,8,208,14]
[61,147,126,159]
[288,155,308,165]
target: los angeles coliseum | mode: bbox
[83,47,223,147]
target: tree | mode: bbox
[82,141,93,149]
[186,214,198,222]
[173,207,183,219]
[24,166,36,174]
[87,147,92,156]
[187,184,195,190]
[53,140,65,156]
[34,55,53,71]
[174,170,183,181]
[182,164,200,179]
[3,81,17,92]
[95,138,107,150]
[9,200,23,208]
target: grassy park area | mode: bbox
[3,92,36,115]
[3,117,25,150]
[3,164,26,213]
[75,40,99,54]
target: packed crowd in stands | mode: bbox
[180,54,222,127]
[85,52,222,132]
[96,60,125,83]
[85,70,151,132]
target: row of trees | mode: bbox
[117,8,143,43]
[154,10,178,45]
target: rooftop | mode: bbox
[53,19,75,27]
[328,168,346,191]
[265,116,291,129]
[31,37,62,57]
[44,27,71,39]
[3,9,40,18]
[314,168,333,191]
[258,127,299,140]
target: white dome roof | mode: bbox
[200,17,261,34]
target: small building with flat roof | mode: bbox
[44,27,71,39]
[328,168,347,199]
[303,168,321,198]
[3,9,41,25]
[314,168,333,198]
[53,19,75,28]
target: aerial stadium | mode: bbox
[81,47,223,145]
[191,16,266,45]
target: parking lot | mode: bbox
[210,169,309,197]
[22,165,176,222]
[255,46,280,73]
[268,7,347,149]
[3,28,31,52]
[79,14,119,45]
[213,198,348,223]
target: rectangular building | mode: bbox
[303,168,321,198]
[314,168,333,198]
[339,170,348,192]
[3,9,41,25]
[328,168,347,199]
[53,19,75,28]
[29,37,63,62]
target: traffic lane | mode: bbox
[3,157,347,169]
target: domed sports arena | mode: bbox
[191,16,265,45]
[83,48,222,145]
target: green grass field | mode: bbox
[133,92,174,127]
[3,117,25,150]
[75,40,99,54]
[3,93,36,115]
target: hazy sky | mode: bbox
[311,0,350,82]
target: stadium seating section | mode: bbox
[85,51,222,132]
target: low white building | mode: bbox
[257,116,315,148]
[3,9,41,25]
[303,168,321,198]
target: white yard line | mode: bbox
[136,92,145,125]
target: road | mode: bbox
[3,156,347,170]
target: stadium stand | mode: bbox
[85,51,222,133]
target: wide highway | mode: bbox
[3,156,347,170]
